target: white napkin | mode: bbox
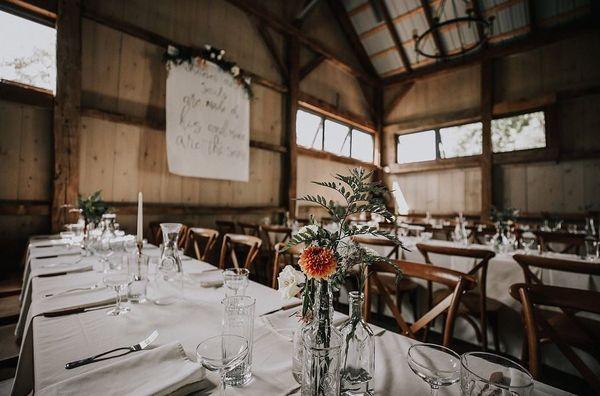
[187,270,224,288]
[39,342,207,396]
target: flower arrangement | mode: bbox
[164,44,253,98]
[278,168,403,322]
[78,190,110,226]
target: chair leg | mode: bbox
[409,290,418,324]
[490,313,500,352]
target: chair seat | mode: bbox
[540,311,600,351]
[433,288,504,313]
[371,273,418,295]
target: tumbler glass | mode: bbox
[128,253,149,303]
[222,295,255,386]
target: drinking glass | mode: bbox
[128,254,149,303]
[103,272,133,316]
[196,335,249,396]
[521,232,536,255]
[585,238,599,261]
[222,295,255,386]
[223,268,250,296]
[407,343,460,395]
[460,351,533,395]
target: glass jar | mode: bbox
[150,223,183,305]
[292,320,309,384]
[301,280,342,396]
[339,291,375,396]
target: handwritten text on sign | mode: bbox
[166,61,249,181]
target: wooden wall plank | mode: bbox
[0,101,24,200]
[18,106,52,200]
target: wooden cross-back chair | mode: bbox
[366,260,476,347]
[148,222,162,245]
[534,230,586,254]
[510,283,600,393]
[353,235,418,320]
[261,225,292,253]
[218,233,262,271]
[416,243,500,351]
[271,242,304,289]
[215,220,237,235]
[238,222,261,237]
[186,227,219,262]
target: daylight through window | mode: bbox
[0,11,56,92]
[492,111,546,153]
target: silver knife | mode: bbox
[65,330,159,369]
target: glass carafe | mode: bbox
[152,223,183,305]
[339,291,375,396]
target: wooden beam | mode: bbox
[223,0,378,85]
[383,18,597,86]
[251,18,288,80]
[108,202,285,216]
[377,0,412,73]
[295,0,320,23]
[298,91,376,132]
[285,36,300,218]
[470,0,486,43]
[80,106,287,154]
[326,0,379,78]
[297,147,377,169]
[51,0,81,232]
[0,0,56,26]
[383,81,415,120]
[527,0,537,31]
[80,6,288,94]
[0,80,53,108]
[0,200,50,216]
[385,155,480,174]
[420,0,447,58]
[480,61,493,220]
[299,54,325,81]
[374,85,384,170]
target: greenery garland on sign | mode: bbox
[163,44,253,99]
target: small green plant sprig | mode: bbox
[78,190,110,226]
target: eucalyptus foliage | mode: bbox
[78,190,109,225]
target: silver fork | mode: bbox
[44,283,103,298]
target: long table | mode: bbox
[12,236,572,395]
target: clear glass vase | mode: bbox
[339,291,375,396]
[292,320,309,384]
[301,280,342,396]
[151,223,183,305]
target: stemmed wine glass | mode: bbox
[223,268,250,296]
[407,343,461,395]
[196,334,249,396]
[103,272,133,316]
[460,352,533,395]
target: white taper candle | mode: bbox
[136,192,143,243]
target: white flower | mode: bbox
[231,66,240,77]
[298,224,319,235]
[210,53,216,59]
[277,265,305,300]
[217,54,223,60]
[220,49,225,56]
[204,44,211,50]
[167,45,179,56]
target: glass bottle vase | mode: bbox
[301,280,342,396]
[339,291,375,396]
[151,223,183,305]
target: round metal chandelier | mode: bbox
[413,0,495,60]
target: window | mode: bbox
[492,111,546,153]
[396,130,436,164]
[439,122,483,158]
[296,109,323,150]
[295,109,374,163]
[0,11,56,92]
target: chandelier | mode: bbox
[413,0,495,60]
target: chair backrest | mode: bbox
[416,243,495,280]
[238,222,261,237]
[534,230,585,254]
[215,220,237,235]
[510,283,600,392]
[218,233,262,270]
[148,222,162,245]
[261,225,291,253]
[352,235,400,260]
[187,227,219,261]
[271,242,304,289]
[366,260,476,347]
[513,253,600,285]
[149,223,188,249]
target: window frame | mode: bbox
[394,108,549,165]
[296,105,375,164]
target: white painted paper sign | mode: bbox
[166,60,250,181]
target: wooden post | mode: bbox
[51,0,81,231]
[374,86,384,171]
[480,61,493,220]
[284,36,299,218]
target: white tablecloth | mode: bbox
[12,236,573,395]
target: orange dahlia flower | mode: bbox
[298,246,337,280]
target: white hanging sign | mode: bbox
[166,60,250,181]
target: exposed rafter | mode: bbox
[251,17,288,80]
[326,0,379,78]
[470,0,486,42]
[223,0,378,85]
[420,0,447,58]
[295,0,320,23]
[377,0,412,73]
[527,0,537,31]
[299,54,326,81]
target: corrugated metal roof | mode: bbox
[342,0,591,77]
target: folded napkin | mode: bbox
[186,270,224,288]
[31,262,93,278]
[39,342,207,396]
